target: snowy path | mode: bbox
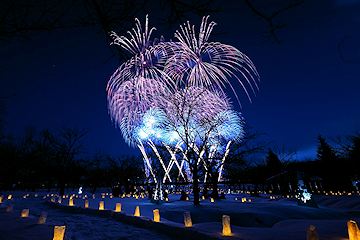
[2,197,178,240]
[2,189,360,239]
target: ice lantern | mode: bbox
[99,201,104,210]
[348,220,360,240]
[85,200,89,208]
[53,226,66,240]
[116,203,121,212]
[307,225,319,240]
[222,215,232,236]
[153,209,160,222]
[69,199,74,206]
[21,209,29,217]
[38,212,47,224]
[183,212,192,227]
[134,206,140,216]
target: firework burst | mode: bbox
[164,15,260,106]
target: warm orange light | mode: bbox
[348,220,360,240]
[85,200,89,208]
[115,203,121,212]
[69,199,74,206]
[99,201,104,210]
[153,209,160,222]
[184,212,192,227]
[7,195,12,200]
[222,215,232,236]
[134,206,140,217]
[53,226,66,240]
[21,209,29,217]
[58,197,62,204]
[211,198,214,203]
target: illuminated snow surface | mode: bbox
[1,187,360,239]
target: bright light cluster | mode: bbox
[107,15,260,183]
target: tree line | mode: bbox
[1,97,359,197]
[0,125,144,196]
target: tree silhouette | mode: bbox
[41,126,90,196]
[316,134,351,191]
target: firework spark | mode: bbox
[164,16,260,106]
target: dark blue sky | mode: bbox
[1,0,359,161]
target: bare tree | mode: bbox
[1,0,221,61]
[41,126,90,196]
[244,0,305,43]
[155,88,243,205]
[223,124,271,191]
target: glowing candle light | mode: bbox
[153,209,160,222]
[183,212,192,227]
[99,201,104,210]
[85,200,89,208]
[0,196,2,203]
[58,197,62,204]
[115,203,121,212]
[53,226,66,240]
[38,212,47,224]
[21,209,29,217]
[35,193,38,197]
[348,220,360,240]
[8,195,12,200]
[69,199,73,206]
[134,206,140,216]
[222,215,232,236]
[211,198,214,202]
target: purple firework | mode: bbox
[164,16,260,106]
[107,15,175,146]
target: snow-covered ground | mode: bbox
[1,187,360,239]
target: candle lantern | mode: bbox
[183,212,192,227]
[21,209,29,217]
[222,215,232,236]
[38,212,47,224]
[115,203,121,212]
[153,209,160,222]
[99,201,104,210]
[53,226,66,240]
[134,206,140,216]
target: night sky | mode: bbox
[1,0,359,161]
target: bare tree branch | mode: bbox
[338,35,360,64]
[244,0,305,44]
